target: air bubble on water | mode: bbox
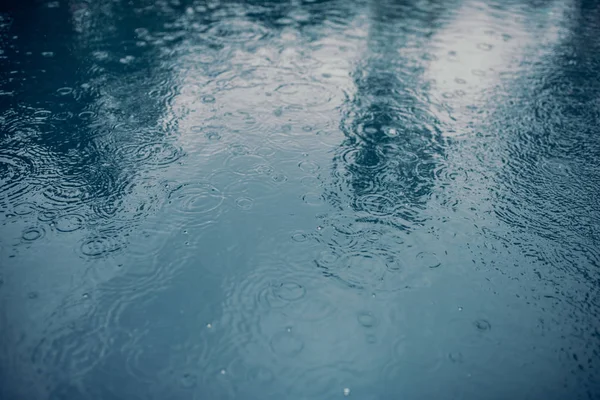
[316,226,323,231]
[458,306,463,311]
[82,293,89,299]
[220,369,226,375]
[343,388,350,396]
[207,323,212,329]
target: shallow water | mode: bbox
[1,0,599,399]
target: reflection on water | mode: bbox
[1,0,599,399]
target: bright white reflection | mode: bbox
[422,0,574,136]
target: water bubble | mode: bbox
[79,234,123,259]
[168,182,224,215]
[22,227,45,242]
[235,197,254,210]
[343,388,351,396]
[474,319,491,331]
[363,230,382,242]
[416,252,441,269]
[385,127,398,137]
[13,202,36,216]
[357,311,377,328]
[205,131,221,141]
[54,214,85,233]
[78,111,96,120]
[316,250,339,267]
[56,87,73,96]
[271,173,287,183]
[354,194,399,217]
[180,372,197,389]
[331,252,387,290]
[298,160,320,174]
[302,192,324,206]
[291,232,308,242]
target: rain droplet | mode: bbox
[474,319,491,331]
[357,311,377,328]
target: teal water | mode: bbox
[1,0,599,399]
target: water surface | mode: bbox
[1,0,599,399]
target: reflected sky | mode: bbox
[1,0,599,399]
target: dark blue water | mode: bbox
[1,0,599,399]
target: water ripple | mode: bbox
[0,151,36,203]
[205,19,268,44]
